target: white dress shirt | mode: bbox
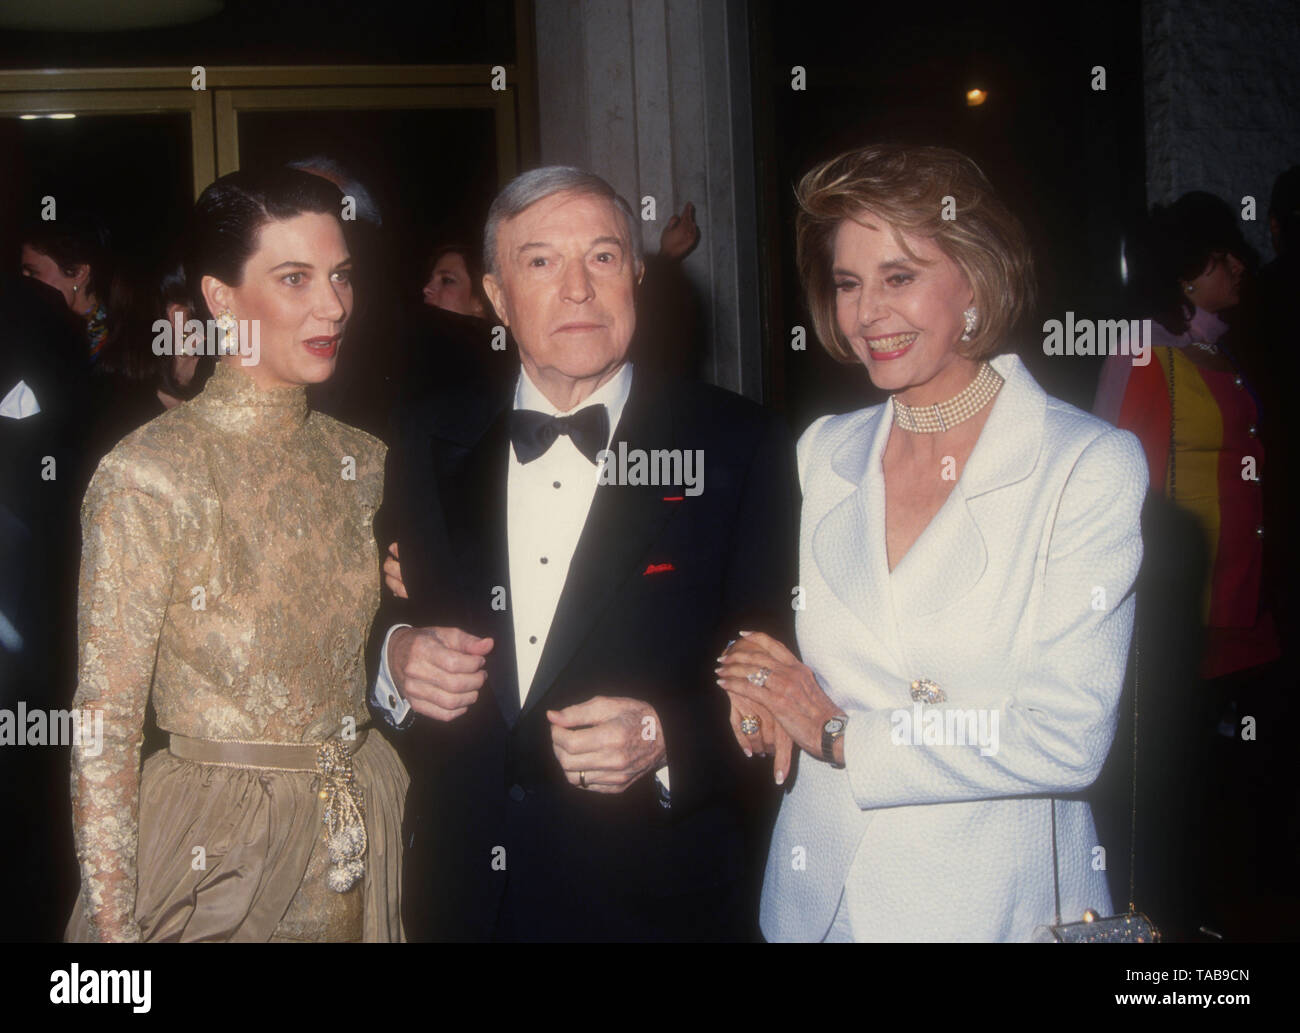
[372,362,669,789]
[0,379,40,420]
[506,361,633,701]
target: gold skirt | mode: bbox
[65,729,408,942]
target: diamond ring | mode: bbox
[747,667,772,688]
[740,714,761,736]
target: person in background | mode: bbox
[631,201,705,379]
[0,272,89,940]
[1095,191,1285,940]
[20,211,113,364]
[421,245,488,318]
[86,260,214,471]
[1096,194,1275,686]
[1263,165,1300,276]
[657,201,700,261]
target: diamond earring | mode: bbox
[216,309,238,354]
[960,306,978,342]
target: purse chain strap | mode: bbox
[1048,348,1166,924]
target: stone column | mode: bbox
[1142,0,1300,257]
[533,0,763,398]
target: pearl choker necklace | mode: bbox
[891,361,1004,433]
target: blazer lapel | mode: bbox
[957,352,1045,501]
[811,352,1047,636]
[811,404,903,664]
[887,352,1046,620]
[888,484,988,620]
[433,394,521,725]
[518,372,678,720]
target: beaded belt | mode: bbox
[168,730,370,893]
[168,730,368,770]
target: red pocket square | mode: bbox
[643,562,676,575]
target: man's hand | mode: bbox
[387,625,493,722]
[383,541,407,599]
[547,696,667,794]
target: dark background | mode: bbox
[239,107,500,291]
[0,0,517,67]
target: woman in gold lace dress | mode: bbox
[65,167,407,942]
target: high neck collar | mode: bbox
[191,359,309,434]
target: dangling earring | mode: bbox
[960,306,978,342]
[216,309,238,354]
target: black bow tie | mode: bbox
[509,404,610,464]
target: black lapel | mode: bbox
[431,389,520,726]
[518,371,679,719]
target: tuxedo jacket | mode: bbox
[370,365,798,941]
[761,352,1148,941]
[0,275,90,702]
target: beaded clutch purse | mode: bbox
[1037,909,1160,943]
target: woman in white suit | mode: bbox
[718,144,1148,942]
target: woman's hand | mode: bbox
[717,631,841,765]
[383,541,408,599]
[723,689,795,786]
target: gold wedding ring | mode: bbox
[579,770,587,788]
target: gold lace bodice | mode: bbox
[70,360,387,941]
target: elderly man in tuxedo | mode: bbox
[369,166,797,941]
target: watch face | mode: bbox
[825,717,845,735]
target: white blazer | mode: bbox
[760,352,1148,942]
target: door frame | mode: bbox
[0,57,538,198]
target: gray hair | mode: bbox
[483,165,642,276]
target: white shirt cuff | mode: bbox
[654,765,671,808]
[372,623,412,725]
[0,379,40,420]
